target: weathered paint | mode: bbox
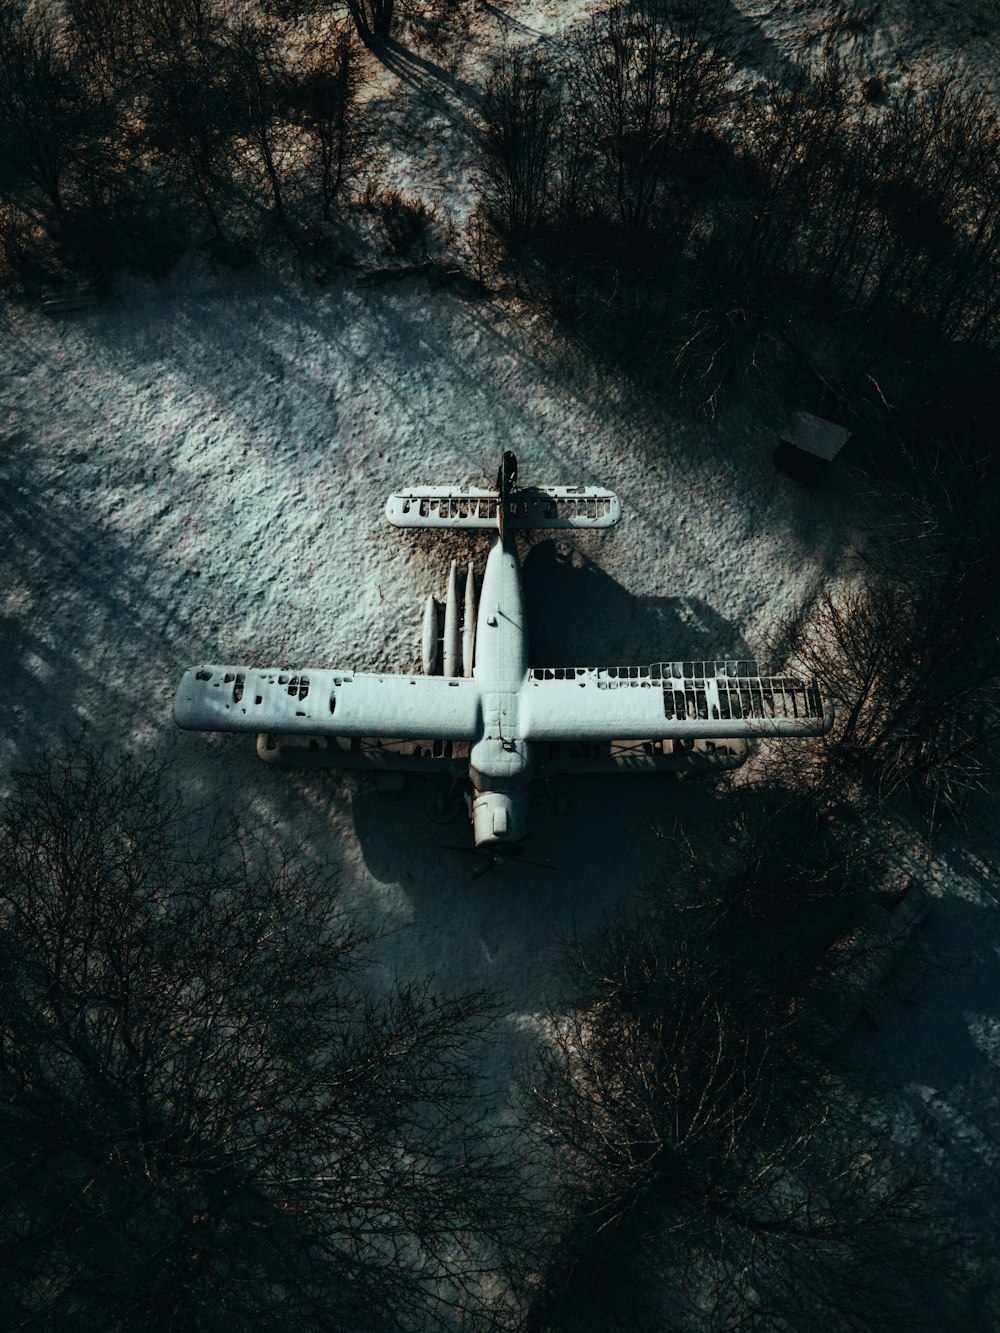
[174,454,833,851]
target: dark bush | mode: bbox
[0,743,528,1331]
[523,918,936,1331]
[480,47,561,240]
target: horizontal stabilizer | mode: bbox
[385,485,621,530]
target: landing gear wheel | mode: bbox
[534,780,569,818]
[425,780,465,824]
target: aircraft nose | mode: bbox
[471,792,525,848]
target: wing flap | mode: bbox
[536,737,749,776]
[257,733,469,774]
[173,666,483,740]
[520,662,832,741]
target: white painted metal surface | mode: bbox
[443,560,460,678]
[174,455,832,850]
[421,595,439,676]
[462,562,477,679]
[174,668,483,739]
[385,485,621,529]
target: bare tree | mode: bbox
[286,26,364,223]
[519,803,953,1332]
[570,0,732,238]
[227,16,297,240]
[480,48,562,239]
[773,446,1000,824]
[343,0,395,44]
[0,743,528,1331]
[349,0,474,47]
[129,0,240,241]
[64,0,143,103]
[0,2,86,219]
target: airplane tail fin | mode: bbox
[385,485,621,530]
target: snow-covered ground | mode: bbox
[2,0,999,1315]
[0,248,857,1052]
[5,255,995,1282]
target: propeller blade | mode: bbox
[440,843,559,876]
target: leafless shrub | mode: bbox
[0,742,529,1331]
[0,2,87,220]
[366,186,434,255]
[717,60,853,293]
[127,0,241,243]
[226,16,298,241]
[569,0,733,238]
[479,48,561,240]
[854,75,1000,343]
[860,73,885,104]
[64,0,142,102]
[522,941,936,1331]
[772,446,1000,824]
[465,201,504,285]
[0,205,49,291]
[518,795,955,1332]
[286,27,365,223]
[475,23,1000,425]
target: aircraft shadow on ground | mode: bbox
[349,538,751,887]
[522,539,751,666]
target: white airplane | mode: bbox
[174,453,833,854]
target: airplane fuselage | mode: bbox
[174,452,832,858]
[468,533,533,849]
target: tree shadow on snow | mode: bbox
[850,836,1000,1251]
[347,536,748,997]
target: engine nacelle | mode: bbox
[421,594,440,675]
[471,790,527,848]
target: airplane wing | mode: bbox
[519,662,832,742]
[173,666,483,740]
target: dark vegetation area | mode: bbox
[479,0,1000,423]
[520,802,958,1332]
[770,441,1000,830]
[483,0,1000,833]
[0,748,970,1330]
[2,0,998,1325]
[0,745,530,1331]
[0,0,469,287]
[478,3,1000,825]
[3,0,998,472]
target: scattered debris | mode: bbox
[40,285,106,317]
[776,410,851,484]
[356,258,487,298]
